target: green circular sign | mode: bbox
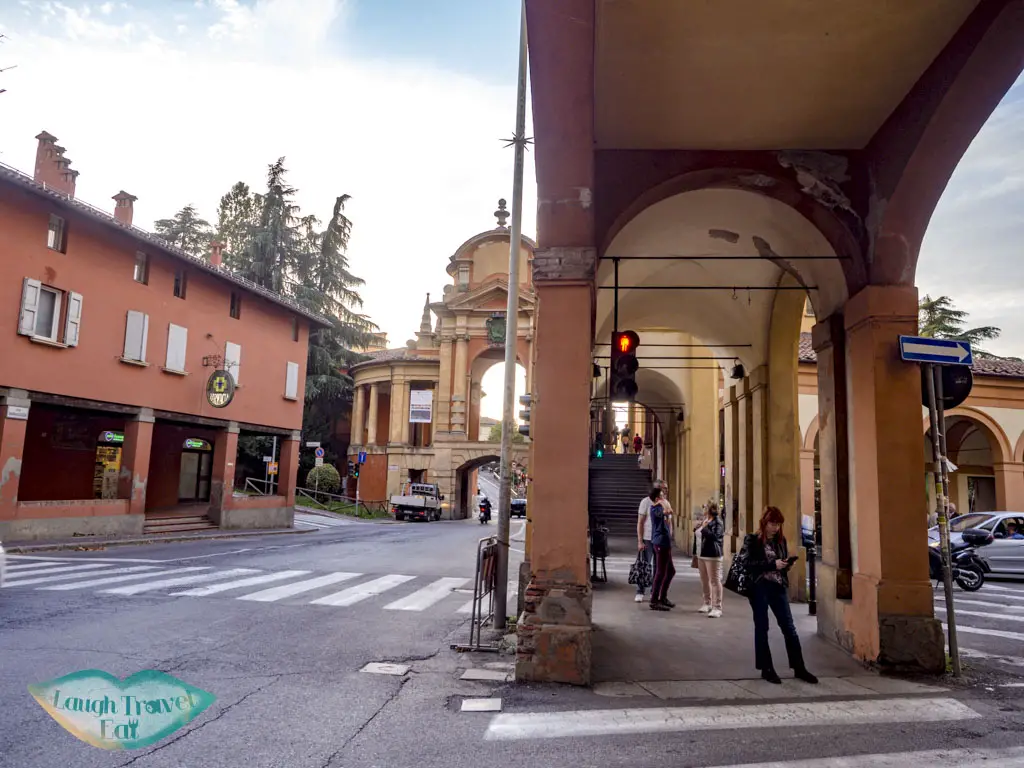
[206,370,235,408]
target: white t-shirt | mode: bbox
[638,496,671,542]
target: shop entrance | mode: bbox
[93,430,124,500]
[178,438,213,502]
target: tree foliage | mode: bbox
[488,423,525,443]
[156,158,377,482]
[918,295,1006,358]
[154,205,214,258]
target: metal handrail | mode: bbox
[451,536,501,653]
[296,487,386,516]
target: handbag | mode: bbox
[724,544,753,597]
[628,550,653,589]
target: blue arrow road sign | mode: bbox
[899,335,973,366]
[358,451,367,464]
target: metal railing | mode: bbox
[451,536,501,653]
[295,487,387,518]
[241,478,273,496]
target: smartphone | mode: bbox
[785,555,799,565]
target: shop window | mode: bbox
[47,214,67,252]
[94,431,124,499]
[17,277,82,346]
[122,310,150,363]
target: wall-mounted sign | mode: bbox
[267,461,278,475]
[486,313,506,346]
[314,457,324,467]
[7,405,28,420]
[184,438,212,451]
[409,389,433,423]
[100,431,125,444]
[206,369,235,408]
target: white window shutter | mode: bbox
[18,278,42,336]
[166,324,188,371]
[123,310,149,361]
[285,361,299,399]
[225,341,241,385]
[64,292,83,347]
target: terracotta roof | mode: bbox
[0,160,332,328]
[798,332,1024,379]
[351,348,439,369]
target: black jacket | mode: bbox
[742,532,790,588]
[698,517,724,558]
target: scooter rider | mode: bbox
[479,494,492,522]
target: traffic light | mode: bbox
[351,460,359,479]
[518,394,531,437]
[610,330,640,401]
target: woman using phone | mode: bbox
[742,506,818,685]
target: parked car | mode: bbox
[928,511,1024,577]
[511,498,527,518]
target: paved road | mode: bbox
[2,521,1022,767]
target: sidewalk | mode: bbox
[5,524,314,553]
[591,540,866,685]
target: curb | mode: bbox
[7,526,316,553]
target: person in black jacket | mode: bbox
[743,506,818,685]
[696,502,725,617]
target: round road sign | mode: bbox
[921,365,973,411]
[315,447,325,458]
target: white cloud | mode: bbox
[0,0,537,350]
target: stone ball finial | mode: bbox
[494,198,509,229]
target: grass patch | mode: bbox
[324,501,389,520]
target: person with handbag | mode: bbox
[741,506,818,685]
[696,502,725,618]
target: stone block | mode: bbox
[878,615,945,674]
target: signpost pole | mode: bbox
[926,363,960,676]
[935,365,960,676]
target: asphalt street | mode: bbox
[2,517,1023,768]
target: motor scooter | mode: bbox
[928,527,992,592]
[479,498,492,524]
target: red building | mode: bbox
[0,132,329,542]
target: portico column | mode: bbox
[278,430,300,511]
[737,379,754,536]
[118,408,155,517]
[389,377,408,445]
[401,386,412,445]
[749,366,769,520]
[993,462,1024,512]
[366,383,380,446]
[351,385,366,446]
[800,448,817,537]
[452,334,469,435]
[0,389,30,528]
[209,421,239,526]
[436,337,454,434]
[843,285,943,672]
[516,277,593,686]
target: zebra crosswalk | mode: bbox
[934,582,1024,668]
[3,556,511,616]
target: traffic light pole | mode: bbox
[493,0,528,634]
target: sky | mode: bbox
[0,0,1021,417]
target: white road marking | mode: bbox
[169,570,312,596]
[7,555,162,563]
[981,584,1024,594]
[944,623,1024,642]
[384,577,469,611]
[940,598,1024,612]
[4,563,115,580]
[936,607,1024,624]
[310,574,415,606]
[159,548,255,562]
[238,572,362,602]
[100,569,259,595]
[39,568,210,590]
[702,746,1024,767]
[5,565,163,587]
[484,697,979,741]
[7,561,91,573]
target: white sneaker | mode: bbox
[635,594,644,603]
[708,609,722,618]
[698,604,711,613]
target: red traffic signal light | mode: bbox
[614,330,639,354]
[610,330,640,401]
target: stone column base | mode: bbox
[514,579,592,686]
[517,559,531,618]
[878,615,945,673]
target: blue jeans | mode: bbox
[748,579,805,672]
[636,540,653,595]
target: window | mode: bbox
[230,292,241,319]
[224,341,241,385]
[291,316,299,342]
[284,361,299,399]
[17,278,81,346]
[173,269,187,299]
[134,252,149,284]
[47,214,66,252]
[165,323,188,372]
[458,264,469,287]
[122,310,150,363]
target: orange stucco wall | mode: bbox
[1,183,308,430]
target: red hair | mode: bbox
[758,506,787,546]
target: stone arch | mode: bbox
[921,405,1013,464]
[449,445,530,520]
[803,415,820,451]
[1015,430,1024,464]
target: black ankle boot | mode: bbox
[794,667,818,684]
[762,668,782,684]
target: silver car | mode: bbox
[928,511,1024,577]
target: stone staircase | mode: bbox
[588,453,653,536]
[143,509,218,534]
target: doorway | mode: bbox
[178,438,213,502]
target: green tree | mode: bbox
[918,295,1003,358]
[154,205,214,258]
[488,423,524,443]
[215,182,260,272]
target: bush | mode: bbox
[305,464,341,494]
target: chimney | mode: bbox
[209,240,224,267]
[33,131,58,185]
[112,191,138,226]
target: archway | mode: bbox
[475,356,528,442]
[454,453,500,520]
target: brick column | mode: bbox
[209,421,239,526]
[0,389,30,527]
[843,285,943,672]
[278,430,300,507]
[118,408,154,517]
